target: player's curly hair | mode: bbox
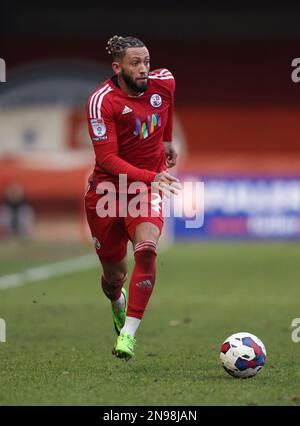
[106,35,145,61]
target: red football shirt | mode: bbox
[86,68,175,189]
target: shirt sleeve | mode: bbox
[86,90,157,183]
[163,92,174,142]
[163,72,175,142]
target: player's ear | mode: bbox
[112,61,121,76]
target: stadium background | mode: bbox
[1,2,300,405]
[2,2,300,241]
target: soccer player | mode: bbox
[85,35,179,360]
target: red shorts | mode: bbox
[85,183,164,263]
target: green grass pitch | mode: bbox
[0,240,300,405]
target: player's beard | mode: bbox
[121,70,148,94]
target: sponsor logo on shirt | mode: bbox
[90,118,106,137]
[134,113,161,140]
[150,93,162,107]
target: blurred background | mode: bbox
[1,2,300,243]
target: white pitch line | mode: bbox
[0,254,98,290]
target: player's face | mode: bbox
[119,47,150,94]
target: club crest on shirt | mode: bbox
[90,118,106,137]
[150,94,162,108]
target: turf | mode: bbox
[0,240,300,405]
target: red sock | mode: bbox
[127,240,157,320]
[101,273,127,302]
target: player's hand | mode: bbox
[164,142,178,168]
[153,171,181,197]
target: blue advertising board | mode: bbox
[172,175,300,240]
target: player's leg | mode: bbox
[85,185,129,335]
[100,256,128,300]
[91,231,129,336]
[113,219,161,360]
[101,257,128,335]
[124,221,159,333]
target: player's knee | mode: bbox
[133,222,160,245]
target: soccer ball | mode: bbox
[220,332,267,379]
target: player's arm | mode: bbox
[164,142,177,169]
[162,75,177,168]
